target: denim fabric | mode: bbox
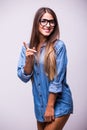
[17,40,73,122]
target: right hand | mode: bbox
[23,42,37,57]
[23,42,37,74]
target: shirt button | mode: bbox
[37,72,39,75]
[35,62,37,65]
[41,105,43,108]
[38,83,40,86]
[39,94,42,97]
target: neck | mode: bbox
[39,34,47,44]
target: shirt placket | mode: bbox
[35,47,45,120]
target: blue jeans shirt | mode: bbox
[17,40,73,122]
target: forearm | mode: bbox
[24,57,33,74]
[44,93,58,122]
[47,92,58,107]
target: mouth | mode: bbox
[43,28,52,33]
[44,29,50,33]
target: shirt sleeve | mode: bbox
[49,41,67,93]
[17,45,33,83]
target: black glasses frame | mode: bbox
[39,19,56,27]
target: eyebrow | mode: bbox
[40,18,54,21]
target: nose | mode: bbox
[46,22,50,27]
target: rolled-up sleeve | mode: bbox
[17,46,33,83]
[49,42,67,93]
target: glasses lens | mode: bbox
[39,19,47,26]
[50,20,55,27]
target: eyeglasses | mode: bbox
[39,19,56,27]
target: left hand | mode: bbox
[44,105,55,122]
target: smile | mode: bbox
[43,28,52,33]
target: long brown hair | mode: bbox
[29,7,60,80]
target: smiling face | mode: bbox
[39,12,55,38]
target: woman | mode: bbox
[17,7,73,130]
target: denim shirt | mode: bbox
[17,40,73,122]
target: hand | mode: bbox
[23,42,37,57]
[44,105,55,122]
[23,42,37,74]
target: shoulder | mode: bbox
[54,39,66,50]
[54,40,66,54]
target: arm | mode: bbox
[24,55,34,75]
[49,41,67,93]
[17,45,33,82]
[44,41,67,122]
[44,93,57,122]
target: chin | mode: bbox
[43,32,51,36]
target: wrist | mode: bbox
[24,65,32,75]
[47,104,54,108]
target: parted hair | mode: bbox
[29,7,60,80]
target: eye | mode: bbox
[50,20,55,24]
[40,19,47,25]
[40,19,46,22]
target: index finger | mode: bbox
[23,42,37,53]
[23,42,29,49]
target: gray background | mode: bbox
[0,0,87,130]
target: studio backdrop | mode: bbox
[0,0,87,130]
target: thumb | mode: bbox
[52,115,55,121]
[32,47,36,50]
